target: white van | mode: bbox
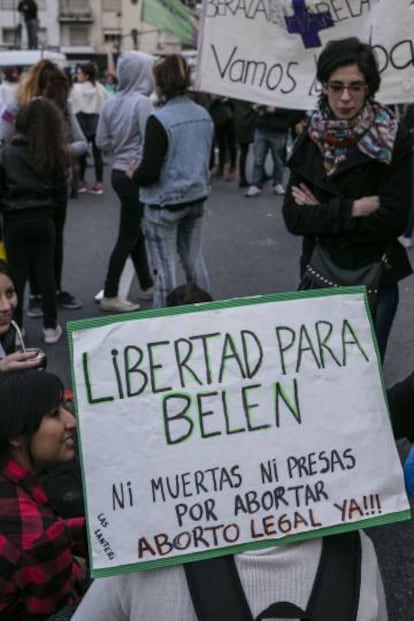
[0,49,68,70]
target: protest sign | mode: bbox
[68,288,410,577]
[197,0,414,108]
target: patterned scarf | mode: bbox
[307,101,398,175]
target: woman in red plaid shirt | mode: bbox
[0,369,87,619]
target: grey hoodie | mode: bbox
[95,51,155,171]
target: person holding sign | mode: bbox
[0,370,86,619]
[129,55,214,308]
[282,37,412,359]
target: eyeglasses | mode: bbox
[325,81,367,94]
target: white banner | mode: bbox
[68,289,410,576]
[197,0,414,108]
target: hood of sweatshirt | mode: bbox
[117,51,154,96]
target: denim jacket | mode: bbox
[140,96,213,208]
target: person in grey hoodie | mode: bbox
[96,51,154,313]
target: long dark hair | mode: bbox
[0,370,64,456]
[15,97,69,177]
[78,61,97,85]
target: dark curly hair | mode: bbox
[317,37,381,107]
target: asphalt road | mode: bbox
[22,165,414,620]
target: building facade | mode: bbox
[0,0,199,65]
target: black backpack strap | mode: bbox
[257,533,361,621]
[184,555,253,621]
[308,531,361,621]
[186,532,361,621]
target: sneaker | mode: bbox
[89,183,104,195]
[56,290,82,310]
[94,289,104,303]
[43,324,63,344]
[136,286,154,300]
[245,185,261,197]
[100,297,141,312]
[273,183,285,195]
[77,181,88,194]
[27,295,43,318]
[398,235,413,249]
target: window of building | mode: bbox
[102,0,121,10]
[69,25,89,46]
[2,27,19,46]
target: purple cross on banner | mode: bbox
[285,0,334,49]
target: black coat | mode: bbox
[0,135,67,214]
[282,123,412,286]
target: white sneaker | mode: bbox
[42,324,63,344]
[245,185,261,197]
[273,184,285,195]
[94,289,104,302]
[136,286,154,300]
[398,235,413,249]
[100,297,141,312]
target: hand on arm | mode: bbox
[352,196,380,217]
[291,182,319,205]
[0,351,44,372]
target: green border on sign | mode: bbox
[67,286,410,578]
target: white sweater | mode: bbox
[72,533,387,620]
[70,80,108,115]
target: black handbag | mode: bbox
[299,243,389,314]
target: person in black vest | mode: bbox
[17,0,38,49]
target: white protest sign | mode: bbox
[197,0,414,108]
[68,288,410,577]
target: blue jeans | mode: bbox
[144,202,210,308]
[375,283,399,360]
[26,18,38,49]
[251,129,287,188]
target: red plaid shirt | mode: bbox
[0,458,86,620]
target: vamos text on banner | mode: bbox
[197,0,414,108]
[68,288,410,577]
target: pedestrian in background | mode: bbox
[0,59,87,317]
[0,98,69,344]
[130,55,213,308]
[246,105,304,197]
[71,62,108,196]
[234,99,256,188]
[96,51,154,313]
[17,0,38,49]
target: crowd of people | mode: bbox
[0,36,414,619]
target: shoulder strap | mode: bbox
[257,532,361,621]
[185,532,361,621]
[306,531,361,621]
[184,554,253,621]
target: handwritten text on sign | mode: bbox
[69,290,409,575]
[197,0,414,108]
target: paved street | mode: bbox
[22,165,414,619]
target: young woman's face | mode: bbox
[322,64,369,120]
[0,274,17,336]
[77,68,87,83]
[29,405,77,473]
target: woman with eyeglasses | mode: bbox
[282,37,412,360]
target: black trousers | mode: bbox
[4,213,57,328]
[104,170,153,298]
[79,134,103,184]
